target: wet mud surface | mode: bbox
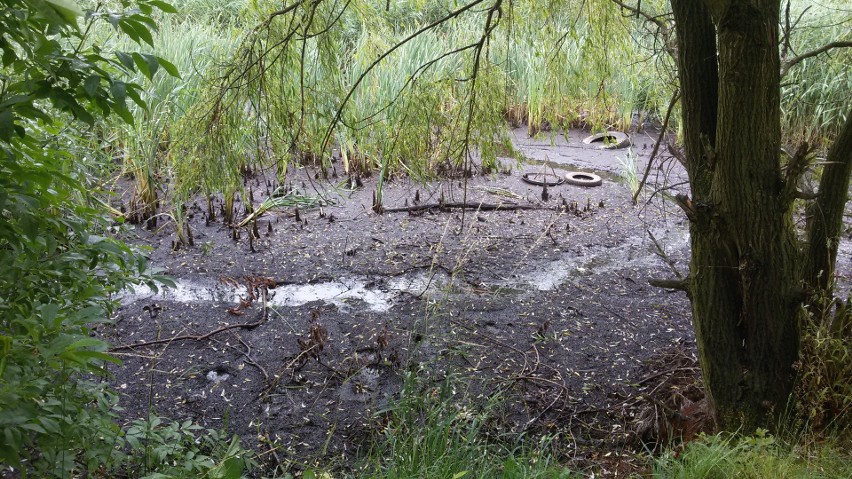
[103,127,846,473]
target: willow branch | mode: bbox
[633,88,679,205]
[319,0,490,152]
[782,40,852,77]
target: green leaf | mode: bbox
[149,0,178,13]
[20,423,47,434]
[110,81,127,104]
[31,0,70,26]
[209,456,245,479]
[39,303,60,327]
[151,274,176,289]
[125,85,149,111]
[117,20,141,44]
[14,104,52,124]
[72,350,122,365]
[44,0,83,23]
[107,13,121,29]
[157,57,180,79]
[115,51,136,72]
[0,111,14,142]
[83,74,100,96]
[38,417,60,434]
[132,52,159,80]
[2,47,16,66]
[0,94,31,108]
[66,337,106,350]
[114,105,134,125]
[119,19,154,47]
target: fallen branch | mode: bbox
[110,312,267,351]
[637,366,701,386]
[381,202,549,213]
[649,277,690,292]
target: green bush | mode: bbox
[794,300,852,435]
[0,1,252,476]
[123,415,254,478]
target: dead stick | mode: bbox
[382,202,550,213]
[637,366,701,386]
[648,229,683,279]
[633,89,680,205]
[110,315,266,351]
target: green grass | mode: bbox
[334,372,577,479]
[84,4,242,225]
[653,430,852,479]
[618,147,641,197]
[780,1,852,145]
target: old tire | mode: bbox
[522,172,565,186]
[565,172,602,187]
[581,131,630,149]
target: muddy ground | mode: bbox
[101,128,828,475]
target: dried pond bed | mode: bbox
[104,130,708,473]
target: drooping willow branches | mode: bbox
[159,0,701,227]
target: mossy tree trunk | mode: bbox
[669,0,851,431]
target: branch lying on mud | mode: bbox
[381,202,551,213]
[110,311,268,351]
[648,277,690,292]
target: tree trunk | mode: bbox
[804,110,852,301]
[672,0,802,431]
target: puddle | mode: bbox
[123,271,452,312]
[521,226,690,291]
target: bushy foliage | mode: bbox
[794,302,852,435]
[123,416,254,478]
[0,1,251,476]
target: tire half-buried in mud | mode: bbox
[581,131,630,149]
[565,171,603,187]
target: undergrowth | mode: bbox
[653,430,852,479]
[335,371,577,479]
[794,297,852,437]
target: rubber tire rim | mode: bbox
[581,131,630,149]
[565,172,603,187]
[522,172,565,186]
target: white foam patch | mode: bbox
[121,272,451,312]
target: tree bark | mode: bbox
[713,0,801,431]
[672,0,735,431]
[804,110,852,300]
[672,0,802,431]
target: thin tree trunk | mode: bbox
[804,110,852,301]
